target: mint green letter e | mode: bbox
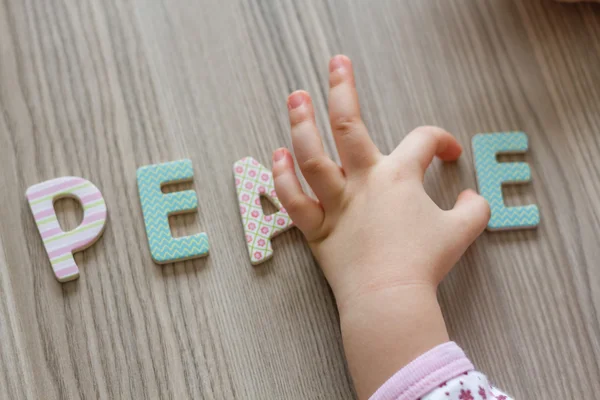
[137,159,209,263]
[472,132,540,231]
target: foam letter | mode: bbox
[26,177,107,282]
[137,159,209,263]
[472,132,540,231]
[234,157,294,265]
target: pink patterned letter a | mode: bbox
[233,157,294,265]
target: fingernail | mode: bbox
[329,55,347,72]
[273,148,285,162]
[288,92,305,110]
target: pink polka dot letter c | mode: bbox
[233,157,294,265]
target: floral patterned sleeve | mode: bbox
[421,371,511,400]
[369,342,513,400]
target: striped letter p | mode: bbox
[26,177,107,282]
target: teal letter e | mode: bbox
[137,159,209,263]
[472,132,540,231]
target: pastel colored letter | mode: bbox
[26,177,107,282]
[234,157,294,265]
[137,159,209,263]
[472,132,540,231]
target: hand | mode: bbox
[272,55,490,398]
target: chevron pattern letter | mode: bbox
[234,157,294,265]
[472,132,540,231]
[137,159,209,263]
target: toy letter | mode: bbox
[233,157,293,265]
[26,177,107,282]
[472,132,540,230]
[136,159,209,263]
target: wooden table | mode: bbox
[0,1,599,398]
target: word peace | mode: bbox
[26,132,539,283]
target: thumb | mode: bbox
[450,189,491,246]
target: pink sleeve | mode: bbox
[369,342,513,400]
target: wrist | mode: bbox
[328,262,440,316]
[337,283,449,399]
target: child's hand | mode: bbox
[272,55,490,399]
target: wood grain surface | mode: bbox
[0,0,599,398]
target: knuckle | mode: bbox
[390,164,416,182]
[411,125,447,140]
[283,196,306,215]
[272,164,292,181]
[301,157,329,177]
[272,166,284,179]
[290,113,313,128]
[331,115,362,137]
[414,125,446,134]
[452,197,490,233]
[452,211,472,229]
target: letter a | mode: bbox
[233,157,294,265]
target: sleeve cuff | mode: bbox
[369,342,474,400]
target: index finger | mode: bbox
[389,126,462,180]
